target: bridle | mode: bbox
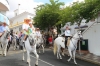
[4,31,10,39]
[70,32,83,50]
[28,34,36,46]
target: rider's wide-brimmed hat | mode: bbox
[24,18,31,23]
[3,22,7,25]
[36,28,40,30]
[29,22,33,24]
[66,26,69,28]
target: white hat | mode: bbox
[29,22,32,24]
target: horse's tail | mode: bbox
[53,41,57,55]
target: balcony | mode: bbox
[9,22,24,28]
[0,0,10,11]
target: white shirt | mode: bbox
[35,31,41,37]
[22,23,29,30]
[65,30,71,36]
[53,29,57,34]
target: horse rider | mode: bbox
[0,22,7,37]
[64,26,71,47]
[22,18,30,42]
[0,22,10,36]
[0,22,10,42]
[35,28,41,38]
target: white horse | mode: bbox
[12,34,17,50]
[53,31,83,64]
[0,31,10,56]
[22,33,39,66]
[36,34,44,53]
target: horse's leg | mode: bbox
[14,40,16,50]
[27,51,31,66]
[57,45,61,59]
[41,44,44,53]
[33,49,39,66]
[7,42,10,52]
[73,50,77,64]
[61,48,65,56]
[38,46,41,53]
[27,50,31,66]
[67,49,72,62]
[13,43,15,50]
[58,47,62,59]
[0,44,2,55]
[4,44,7,56]
[58,52,62,59]
[22,46,25,61]
[2,44,4,55]
[12,41,15,50]
[57,52,59,59]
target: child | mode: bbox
[48,35,53,48]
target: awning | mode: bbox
[75,25,88,29]
[0,13,9,25]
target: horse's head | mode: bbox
[29,33,37,39]
[77,30,83,40]
[3,30,10,39]
[74,30,83,40]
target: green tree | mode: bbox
[34,0,64,29]
[60,0,100,27]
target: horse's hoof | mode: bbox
[3,54,6,57]
[35,64,38,66]
[67,60,70,62]
[75,63,77,65]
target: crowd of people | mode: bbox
[0,18,71,49]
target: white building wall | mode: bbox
[12,15,28,25]
[12,14,28,33]
[14,9,26,16]
[83,24,100,56]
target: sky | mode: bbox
[6,0,84,18]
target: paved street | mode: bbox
[0,49,99,66]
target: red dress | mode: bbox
[48,37,53,44]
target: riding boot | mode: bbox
[25,35,28,41]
